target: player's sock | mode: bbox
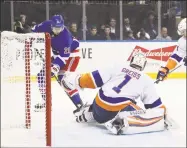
[58,74,84,112]
[67,89,84,113]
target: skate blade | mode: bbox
[34,108,52,112]
[34,108,46,112]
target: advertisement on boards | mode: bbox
[77,42,183,74]
[2,41,186,82]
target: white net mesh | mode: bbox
[1,31,51,146]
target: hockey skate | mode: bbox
[34,99,52,112]
[72,99,86,114]
[34,101,46,112]
[73,103,95,123]
[73,104,83,114]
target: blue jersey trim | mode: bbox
[92,70,104,87]
[144,98,162,109]
[171,53,183,62]
[99,89,133,104]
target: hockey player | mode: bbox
[156,18,186,83]
[32,14,83,112]
[62,52,171,135]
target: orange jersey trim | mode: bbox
[79,73,96,89]
[166,58,178,70]
[95,94,142,112]
[128,116,164,127]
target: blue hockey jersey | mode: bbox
[32,20,78,68]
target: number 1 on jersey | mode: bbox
[112,75,132,93]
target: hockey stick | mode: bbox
[154,64,183,84]
[35,48,83,110]
[35,48,59,81]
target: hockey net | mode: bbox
[1,31,51,146]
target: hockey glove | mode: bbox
[51,64,60,78]
[156,66,169,83]
[62,72,82,90]
[183,56,187,66]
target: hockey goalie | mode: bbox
[62,52,175,135]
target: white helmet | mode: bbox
[130,51,147,71]
[177,18,186,36]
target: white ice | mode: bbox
[1,79,186,147]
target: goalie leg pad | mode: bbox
[105,108,165,135]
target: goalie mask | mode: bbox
[130,52,147,71]
[177,18,186,37]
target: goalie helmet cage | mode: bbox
[1,31,51,146]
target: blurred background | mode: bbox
[1,0,186,41]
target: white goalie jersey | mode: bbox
[64,64,163,111]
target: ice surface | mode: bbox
[1,79,186,147]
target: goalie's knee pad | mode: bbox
[144,98,167,114]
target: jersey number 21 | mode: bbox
[112,75,131,93]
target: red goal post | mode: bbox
[1,31,52,146]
